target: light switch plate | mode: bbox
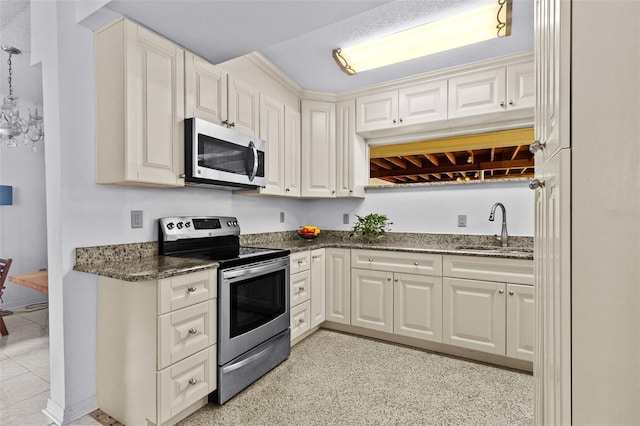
[131,210,143,228]
[457,214,467,227]
[280,212,285,223]
[343,213,349,225]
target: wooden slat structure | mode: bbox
[369,128,535,184]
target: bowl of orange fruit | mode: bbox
[297,225,320,240]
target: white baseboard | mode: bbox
[1,295,48,311]
[43,395,97,426]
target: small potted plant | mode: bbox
[352,213,392,243]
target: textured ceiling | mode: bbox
[0,0,43,105]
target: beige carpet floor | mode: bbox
[179,329,533,425]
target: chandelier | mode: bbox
[0,45,44,151]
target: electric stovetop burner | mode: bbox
[158,216,289,268]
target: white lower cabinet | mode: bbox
[97,269,217,426]
[394,273,442,342]
[351,268,394,333]
[506,284,534,361]
[325,248,351,324]
[289,249,325,344]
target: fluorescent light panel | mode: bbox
[333,0,512,75]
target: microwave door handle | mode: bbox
[248,141,259,182]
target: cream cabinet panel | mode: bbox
[443,277,506,355]
[507,284,534,362]
[352,249,442,276]
[443,255,533,286]
[290,269,311,307]
[158,270,216,315]
[259,94,286,195]
[310,249,326,328]
[227,75,259,137]
[393,273,442,342]
[301,100,336,197]
[290,251,311,274]
[325,248,351,325]
[283,106,301,197]
[448,68,506,118]
[336,100,366,198]
[398,80,448,126]
[291,300,311,341]
[356,90,398,132]
[506,62,535,111]
[351,268,393,333]
[185,52,227,125]
[96,19,185,187]
[158,346,216,425]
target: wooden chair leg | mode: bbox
[0,313,8,336]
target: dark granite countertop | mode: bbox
[74,231,532,282]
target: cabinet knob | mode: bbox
[349,190,353,193]
[399,118,403,123]
[394,277,399,282]
[188,328,198,335]
[414,262,419,266]
[189,378,198,385]
[392,119,397,124]
[312,255,319,259]
[509,291,515,296]
[509,100,514,106]
[529,140,545,154]
[179,173,186,178]
[331,190,336,194]
[187,286,197,293]
[229,122,236,128]
[298,259,304,265]
[299,318,305,324]
[387,277,392,281]
[529,178,545,190]
[499,289,505,294]
[500,101,505,108]
[222,119,229,126]
[286,188,290,192]
[368,258,373,262]
[299,286,305,292]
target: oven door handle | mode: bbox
[221,345,271,374]
[223,259,288,280]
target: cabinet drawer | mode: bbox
[290,300,311,341]
[290,251,311,274]
[158,300,216,369]
[158,269,216,315]
[291,269,311,307]
[443,255,533,285]
[158,346,216,424]
[351,249,442,276]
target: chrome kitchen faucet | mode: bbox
[489,202,508,248]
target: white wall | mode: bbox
[306,181,534,236]
[0,95,48,310]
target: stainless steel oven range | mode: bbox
[159,216,290,404]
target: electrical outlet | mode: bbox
[457,214,467,227]
[280,212,285,223]
[131,210,143,229]
[343,213,349,225]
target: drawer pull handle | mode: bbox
[188,328,198,335]
[499,289,505,294]
[187,286,197,293]
[299,318,305,324]
[299,286,305,292]
[368,258,373,262]
[298,259,304,265]
[414,262,419,265]
[509,291,515,296]
[312,255,319,259]
[189,378,198,386]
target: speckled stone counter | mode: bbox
[74,231,532,281]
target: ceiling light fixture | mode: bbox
[0,45,44,151]
[333,0,512,76]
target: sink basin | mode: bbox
[455,245,533,253]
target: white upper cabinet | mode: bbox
[356,80,447,133]
[95,19,185,188]
[283,106,301,197]
[336,100,366,198]
[185,52,227,126]
[301,100,336,198]
[227,76,259,137]
[259,94,286,195]
[506,62,536,111]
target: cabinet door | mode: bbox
[398,80,448,126]
[325,248,351,325]
[393,273,442,342]
[184,52,227,125]
[448,68,506,118]
[310,249,326,328]
[301,100,336,197]
[506,284,534,361]
[443,277,506,355]
[290,300,311,342]
[351,269,393,333]
[283,105,301,197]
[125,21,185,186]
[356,90,398,132]
[227,75,259,137]
[336,100,366,198]
[259,94,285,195]
[506,62,535,111]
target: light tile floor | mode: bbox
[0,308,100,426]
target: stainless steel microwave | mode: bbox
[185,118,267,189]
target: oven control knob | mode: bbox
[233,221,238,226]
[176,222,184,229]
[227,221,232,226]
[166,222,175,230]
[185,222,191,228]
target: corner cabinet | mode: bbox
[301,100,336,197]
[95,19,185,187]
[96,269,217,426]
[336,100,366,198]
